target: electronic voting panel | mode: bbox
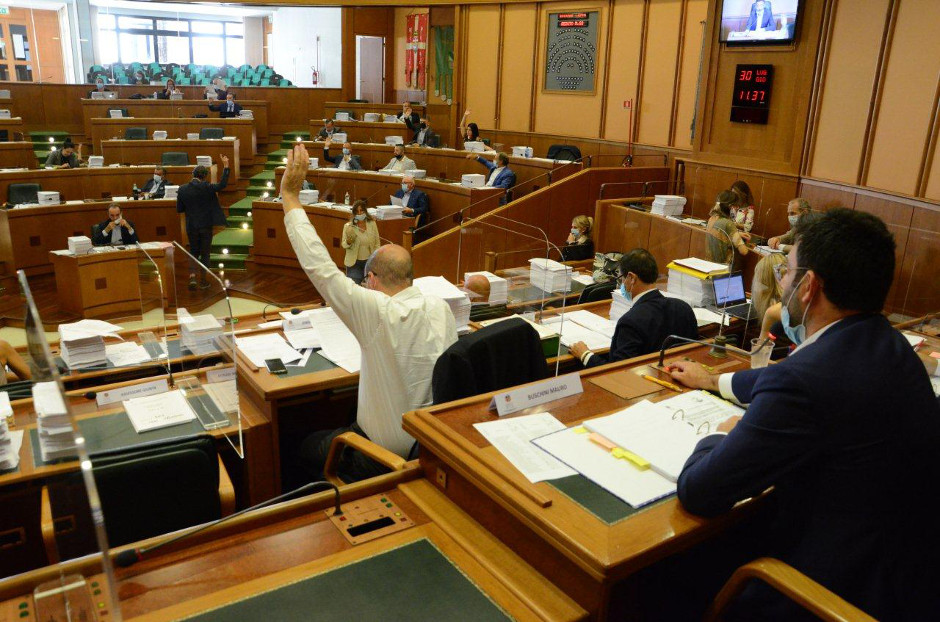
[545,11,599,93]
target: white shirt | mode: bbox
[486,166,505,187]
[756,8,765,28]
[338,156,351,171]
[285,208,458,456]
[400,191,412,207]
[580,287,657,366]
[384,155,416,172]
[110,223,122,244]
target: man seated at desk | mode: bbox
[768,198,811,253]
[208,91,242,118]
[45,139,84,169]
[668,209,940,621]
[466,274,508,321]
[317,119,341,140]
[394,175,429,225]
[409,116,439,148]
[140,165,167,199]
[467,151,516,205]
[381,144,416,173]
[280,144,457,483]
[570,248,698,367]
[92,203,139,246]
[322,138,362,171]
[744,0,776,32]
[87,76,111,98]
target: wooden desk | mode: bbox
[80,98,269,140]
[91,118,256,159]
[310,119,410,145]
[0,97,16,118]
[101,139,240,179]
[0,198,184,276]
[0,164,212,206]
[0,472,585,621]
[0,141,35,169]
[50,246,171,319]
[271,168,503,240]
[0,117,25,140]
[402,343,762,619]
[324,101,425,120]
[251,201,414,271]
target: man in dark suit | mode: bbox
[176,155,230,289]
[92,203,139,246]
[408,116,440,148]
[398,102,420,128]
[393,175,429,225]
[745,0,776,31]
[140,165,167,199]
[316,119,341,140]
[322,138,362,171]
[467,152,516,205]
[570,248,698,367]
[668,208,940,621]
[208,92,242,118]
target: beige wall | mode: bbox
[460,0,705,150]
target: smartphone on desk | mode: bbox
[264,358,288,375]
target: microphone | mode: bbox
[657,334,750,369]
[113,480,342,568]
[262,304,302,321]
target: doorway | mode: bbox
[355,35,384,103]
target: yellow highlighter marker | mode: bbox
[588,433,650,470]
[642,374,683,393]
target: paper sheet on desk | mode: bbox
[560,309,616,338]
[59,319,124,341]
[236,333,302,368]
[473,413,576,482]
[0,392,11,419]
[390,195,403,207]
[124,390,197,434]
[693,307,730,327]
[571,274,595,286]
[105,342,153,366]
[202,380,238,414]
[313,310,361,373]
[285,327,321,350]
[541,316,610,350]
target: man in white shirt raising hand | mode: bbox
[281,144,458,483]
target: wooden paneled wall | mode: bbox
[459,0,708,152]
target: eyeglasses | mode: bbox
[772,264,809,282]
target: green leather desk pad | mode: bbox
[548,474,673,525]
[29,394,217,467]
[279,349,340,379]
[182,539,511,621]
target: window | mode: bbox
[95,14,244,66]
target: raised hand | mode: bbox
[281,143,310,201]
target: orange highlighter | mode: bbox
[588,432,650,470]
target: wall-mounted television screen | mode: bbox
[720,0,800,44]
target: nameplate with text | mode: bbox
[488,373,583,417]
[96,378,169,407]
[206,367,237,384]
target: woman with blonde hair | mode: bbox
[730,180,755,233]
[341,200,380,284]
[706,190,751,271]
[751,252,785,323]
[562,215,595,261]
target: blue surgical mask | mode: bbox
[570,227,579,237]
[401,183,409,193]
[153,174,162,183]
[788,215,800,227]
[620,278,633,302]
[781,273,810,345]
[342,148,350,156]
[354,214,366,223]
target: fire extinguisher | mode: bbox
[311,67,319,86]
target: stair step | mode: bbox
[250,170,276,181]
[226,215,253,228]
[281,130,311,141]
[210,253,247,270]
[230,196,257,209]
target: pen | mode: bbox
[642,374,683,393]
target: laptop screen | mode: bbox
[712,273,746,306]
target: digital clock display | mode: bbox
[730,64,773,124]
[557,12,589,28]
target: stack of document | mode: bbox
[609,287,633,322]
[105,342,153,366]
[541,310,616,351]
[58,319,124,368]
[650,195,687,217]
[306,307,361,373]
[414,276,471,330]
[463,271,508,304]
[34,381,77,462]
[529,258,572,293]
[67,236,92,255]
[180,314,223,355]
[666,258,728,307]
[373,205,405,220]
[124,391,197,433]
[0,393,22,471]
[235,333,302,368]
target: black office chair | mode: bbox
[546,144,582,161]
[577,281,616,304]
[90,223,102,242]
[124,127,147,140]
[7,183,40,204]
[41,435,234,561]
[347,98,369,103]
[0,130,8,142]
[0,379,34,401]
[108,108,129,118]
[161,151,190,166]
[199,127,224,140]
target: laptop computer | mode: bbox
[710,272,759,321]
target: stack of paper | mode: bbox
[0,393,22,471]
[528,258,572,293]
[180,314,223,355]
[414,276,471,330]
[105,342,153,366]
[373,205,405,220]
[609,287,633,322]
[33,381,77,462]
[666,258,728,307]
[58,320,124,369]
[542,310,616,351]
[650,195,687,217]
[124,390,197,433]
[463,271,508,304]
[473,413,576,483]
[307,308,361,373]
[67,236,92,255]
[236,333,302,368]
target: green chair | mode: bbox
[124,127,147,140]
[162,152,190,166]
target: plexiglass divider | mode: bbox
[18,270,123,620]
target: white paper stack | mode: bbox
[463,271,508,304]
[196,155,212,167]
[331,132,348,143]
[666,258,728,307]
[153,130,167,140]
[105,342,153,366]
[0,393,22,471]
[373,205,404,220]
[384,136,404,146]
[58,319,123,368]
[180,314,223,355]
[650,195,687,217]
[163,185,179,199]
[528,258,572,293]
[363,112,381,122]
[463,141,485,152]
[187,132,200,140]
[238,110,253,119]
[67,236,92,255]
[609,286,633,322]
[383,114,400,123]
[87,156,104,168]
[298,189,320,205]
[37,191,60,206]
[34,381,77,462]
[414,276,471,330]
[335,112,350,122]
[0,110,11,119]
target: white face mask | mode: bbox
[342,148,350,156]
[401,183,409,193]
[354,214,366,223]
[96,83,104,90]
[788,214,800,227]
[153,174,162,183]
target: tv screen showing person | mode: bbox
[720,0,799,42]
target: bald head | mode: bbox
[364,244,413,294]
[465,275,491,302]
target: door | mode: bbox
[355,35,384,103]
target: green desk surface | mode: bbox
[183,539,512,621]
[280,349,339,379]
[548,474,673,525]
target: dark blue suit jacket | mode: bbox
[393,188,430,224]
[585,289,698,367]
[475,157,516,205]
[678,313,940,620]
[176,167,230,230]
[208,100,242,118]
[745,1,776,30]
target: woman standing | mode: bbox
[341,200,380,284]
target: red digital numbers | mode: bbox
[739,70,753,81]
[737,90,766,102]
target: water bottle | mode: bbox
[132,183,139,200]
[344,191,350,205]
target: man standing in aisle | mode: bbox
[280,143,457,483]
[176,155,229,289]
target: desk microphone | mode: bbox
[261,304,302,321]
[113,480,342,568]
[657,334,750,369]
